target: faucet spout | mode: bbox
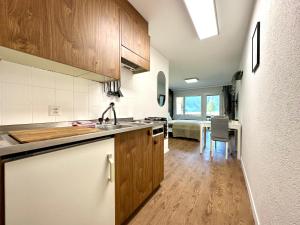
[99,102,118,125]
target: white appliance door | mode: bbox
[5,138,115,225]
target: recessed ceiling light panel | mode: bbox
[183,0,219,40]
[185,78,199,83]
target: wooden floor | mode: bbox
[128,136,255,225]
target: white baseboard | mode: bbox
[241,158,260,225]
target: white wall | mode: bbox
[0,47,169,125]
[238,1,300,225]
[173,86,223,120]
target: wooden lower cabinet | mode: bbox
[115,130,136,225]
[152,134,164,190]
[115,128,163,225]
[132,128,153,210]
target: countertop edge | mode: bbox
[0,124,156,159]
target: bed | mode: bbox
[168,120,202,141]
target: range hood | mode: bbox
[121,58,147,74]
[121,46,150,74]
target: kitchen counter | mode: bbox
[0,120,162,159]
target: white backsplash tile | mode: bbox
[74,77,89,93]
[1,83,32,125]
[89,81,102,106]
[55,90,74,122]
[2,83,32,105]
[0,46,169,125]
[33,105,56,123]
[32,87,56,123]
[0,60,31,85]
[74,92,89,120]
[32,87,55,105]
[31,68,56,88]
[55,73,74,91]
[89,105,102,120]
[2,104,32,125]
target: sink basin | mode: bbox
[97,124,132,131]
[131,120,153,125]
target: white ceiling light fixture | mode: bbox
[183,0,219,40]
[185,78,199,83]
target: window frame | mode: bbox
[206,95,221,116]
[175,95,202,116]
[176,96,184,115]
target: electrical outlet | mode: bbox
[48,106,61,116]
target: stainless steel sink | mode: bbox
[130,120,153,125]
[97,124,132,131]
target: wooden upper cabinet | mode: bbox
[120,9,134,52]
[119,0,150,68]
[1,0,49,58]
[95,0,120,79]
[0,0,6,45]
[72,0,97,72]
[0,0,120,80]
[46,0,73,66]
[132,13,150,61]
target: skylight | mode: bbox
[183,0,219,40]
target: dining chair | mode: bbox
[210,116,229,159]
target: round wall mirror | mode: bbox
[157,71,166,107]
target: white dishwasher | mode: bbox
[5,137,115,225]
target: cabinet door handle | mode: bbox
[107,154,114,182]
[154,140,158,145]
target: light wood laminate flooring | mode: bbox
[128,135,255,225]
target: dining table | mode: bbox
[199,120,242,160]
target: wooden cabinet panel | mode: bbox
[72,0,97,72]
[120,8,150,61]
[95,0,120,79]
[152,134,164,190]
[121,46,150,71]
[133,15,150,61]
[132,128,152,210]
[115,131,134,225]
[119,0,150,69]
[120,9,134,53]
[0,0,120,80]
[115,128,153,225]
[1,0,50,58]
[0,0,8,47]
[46,0,73,66]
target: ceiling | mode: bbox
[128,0,255,90]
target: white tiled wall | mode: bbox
[0,47,169,125]
[0,60,103,125]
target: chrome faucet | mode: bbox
[98,102,117,125]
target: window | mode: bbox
[206,95,220,116]
[176,97,184,115]
[185,96,201,115]
[176,96,202,115]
